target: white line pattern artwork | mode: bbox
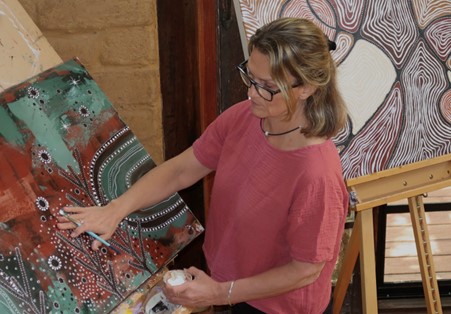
[237,0,451,179]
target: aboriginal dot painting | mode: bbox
[0,58,204,313]
[237,0,451,179]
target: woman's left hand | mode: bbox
[163,267,227,308]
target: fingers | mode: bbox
[92,239,103,251]
[56,220,77,230]
[62,206,85,214]
[56,214,82,223]
[163,284,186,303]
[186,266,204,278]
[56,211,88,236]
[58,221,106,252]
[69,225,85,238]
[56,213,85,231]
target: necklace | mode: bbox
[259,119,302,137]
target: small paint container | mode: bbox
[144,269,193,314]
[163,269,192,287]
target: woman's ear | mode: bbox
[297,84,317,100]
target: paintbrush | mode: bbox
[59,209,121,255]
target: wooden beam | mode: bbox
[196,0,217,214]
[359,209,378,313]
[347,154,451,212]
[333,214,361,314]
[409,196,443,314]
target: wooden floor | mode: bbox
[385,187,451,283]
[381,187,451,313]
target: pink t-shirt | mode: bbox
[193,99,348,314]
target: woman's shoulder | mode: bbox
[201,99,255,140]
[220,99,252,117]
[213,99,254,131]
[291,140,344,177]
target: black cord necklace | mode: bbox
[260,118,302,137]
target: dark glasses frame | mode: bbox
[236,60,301,101]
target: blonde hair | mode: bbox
[248,17,347,138]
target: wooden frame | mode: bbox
[334,153,451,314]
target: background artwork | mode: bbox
[235,0,451,179]
[0,0,61,92]
[0,59,203,313]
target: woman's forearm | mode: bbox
[111,146,211,219]
[221,260,325,305]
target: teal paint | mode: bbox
[0,290,18,314]
[0,106,25,147]
[8,96,80,173]
[46,279,80,312]
[132,271,153,288]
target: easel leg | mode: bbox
[358,209,378,314]
[408,196,443,314]
[333,213,360,314]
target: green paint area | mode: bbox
[99,134,150,199]
[0,107,25,147]
[46,279,79,312]
[0,289,22,314]
[8,95,80,172]
[1,59,115,173]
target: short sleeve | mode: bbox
[287,175,347,263]
[193,102,243,170]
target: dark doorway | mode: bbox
[156,0,246,271]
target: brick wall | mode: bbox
[18,0,164,164]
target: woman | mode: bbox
[57,17,348,314]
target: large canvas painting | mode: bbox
[0,59,203,313]
[236,0,451,179]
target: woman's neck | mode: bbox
[262,113,326,151]
[260,119,301,137]
[263,108,306,135]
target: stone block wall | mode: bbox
[18,0,164,164]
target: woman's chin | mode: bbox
[250,103,266,118]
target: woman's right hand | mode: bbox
[56,200,125,251]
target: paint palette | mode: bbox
[0,58,203,313]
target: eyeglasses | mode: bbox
[236,60,301,101]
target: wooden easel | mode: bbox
[333,153,451,314]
